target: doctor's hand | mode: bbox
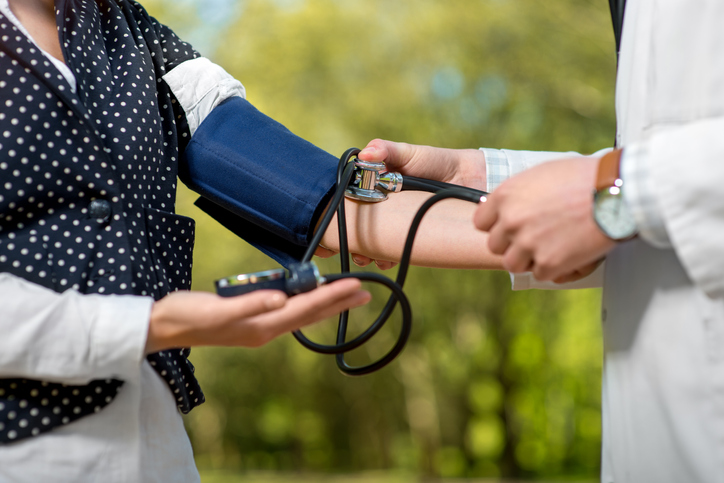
[350,138,488,268]
[358,139,488,191]
[473,157,616,283]
[145,279,371,353]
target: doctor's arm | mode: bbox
[354,139,606,286]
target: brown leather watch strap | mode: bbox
[595,148,623,191]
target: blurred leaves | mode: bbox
[143,0,613,479]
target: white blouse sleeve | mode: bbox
[0,273,152,384]
[162,57,246,136]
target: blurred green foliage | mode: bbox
[144,0,615,480]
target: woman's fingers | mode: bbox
[246,278,371,340]
[351,254,373,267]
[220,289,289,318]
[374,260,398,270]
[147,290,290,352]
[314,245,338,258]
[147,278,371,352]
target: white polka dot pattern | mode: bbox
[0,0,204,444]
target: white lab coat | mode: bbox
[490,0,724,481]
[602,0,724,480]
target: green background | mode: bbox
[143,0,616,480]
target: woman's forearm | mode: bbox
[321,191,503,270]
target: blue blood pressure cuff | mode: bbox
[181,97,338,267]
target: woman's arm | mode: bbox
[320,191,503,270]
[317,140,501,270]
[145,278,369,353]
[0,273,369,383]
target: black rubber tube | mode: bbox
[292,148,484,376]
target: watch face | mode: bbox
[593,188,638,240]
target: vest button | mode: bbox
[88,199,112,222]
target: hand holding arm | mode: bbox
[321,139,497,269]
[358,138,487,190]
[473,156,615,282]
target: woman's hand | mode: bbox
[145,279,371,353]
[314,245,397,270]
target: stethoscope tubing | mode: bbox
[292,148,487,376]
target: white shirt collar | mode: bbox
[0,0,77,92]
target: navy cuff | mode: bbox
[181,97,338,267]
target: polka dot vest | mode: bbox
[0,0,205,444]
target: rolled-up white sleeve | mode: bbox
[620,142,672,248]
[0,273,152,384]
[481,147,610,290]
[625,116,724,299]
[162,57,246,136]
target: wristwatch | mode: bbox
[592,149,638,241]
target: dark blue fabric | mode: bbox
[181,97,338,267]
[0,0,205,444]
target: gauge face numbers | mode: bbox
[593,186,638,241]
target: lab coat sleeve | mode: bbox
[0,273,152,384]
[623,116,724,299]
[481,147,609,290]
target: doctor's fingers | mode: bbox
[359,139,454,181]
[529,250,578,282]
[552,259,603,284]
[472,195,499,233]
[476,197,512,256]
[359,139,413,171]
[501,243,535,274]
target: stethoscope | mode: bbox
[215,148,487,375]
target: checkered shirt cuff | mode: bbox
[480,148,511,192]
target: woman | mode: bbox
[0,1,500,481]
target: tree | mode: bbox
[144,0,615,478]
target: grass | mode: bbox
[198,470,598,483]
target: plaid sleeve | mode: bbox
[480,148,511,192]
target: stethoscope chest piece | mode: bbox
[344,159,402,202]
[214,147,484,376]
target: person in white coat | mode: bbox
[358,0,724,481]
